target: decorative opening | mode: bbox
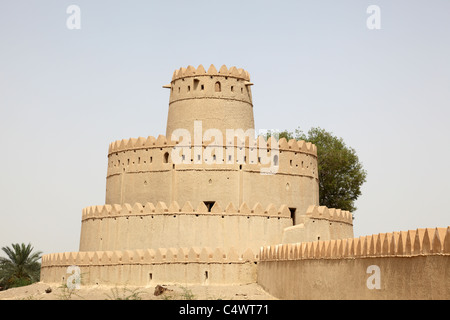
[204,201,216,212]
[273,155,279,166]
[193,79,199,90]
[163,152,169,163]
[215,81,221,92]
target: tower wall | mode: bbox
[165,65,254,138]
[105,135,319,219]
[78,202,292,253]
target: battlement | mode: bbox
[81,201,293,221]
[261,227,450,261]
[40,247,258,285]
[305,205,353,225]
[108,135,317,157]
[41,246,257,267]
[171,64,251,82]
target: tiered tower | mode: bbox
[40,65,354,286]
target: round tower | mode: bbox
[165,64,255,138]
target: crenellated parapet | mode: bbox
[40,247,258,285]
[108,135,317,157]
[81,201,292,221]
[171,64,251,82]
[305,205,353,225]
[262,227,450,261]
[41,246,257,267]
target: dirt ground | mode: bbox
[0,282,276,300]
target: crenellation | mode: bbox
[260,227,450,262]
[168,201,181,213]
[155,248,167,263]
[444,227,450,253]
[171,64,250,82]
[107,134,317,158]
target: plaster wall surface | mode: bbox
[258,227,450,299]
[258,256,449,300]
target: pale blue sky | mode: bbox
[1,1,449,256]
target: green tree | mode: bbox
[266,127,367,213]
[0,243,42,290]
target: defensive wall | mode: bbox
[40,247,257,286]
[258,227,450,299]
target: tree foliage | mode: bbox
[0,243,42,290]
[267,127,367,212]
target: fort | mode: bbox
[40,64,449,299]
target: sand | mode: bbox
[0,282,276,300]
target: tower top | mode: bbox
[171,64,251,82]
[165,64,255,138]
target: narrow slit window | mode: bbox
[215,81,221,92]
[289,208,296,225]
